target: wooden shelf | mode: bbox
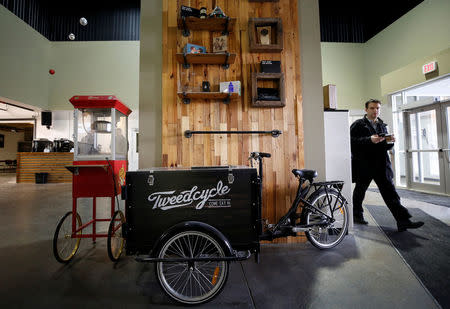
[176,53,236,69]
[249,18,283,53]
[249,0,279,2]
[177,16,236,36]
[252,72,285,107]
[177,92,239,104]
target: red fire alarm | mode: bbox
[49,69,55,75]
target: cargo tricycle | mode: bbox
[118,151,349,305]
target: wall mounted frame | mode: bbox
[248,18,283,53]
[252,72,285,107]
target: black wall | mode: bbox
[0,0,140,41]
[319,0,424,43]
[1,0,422,43]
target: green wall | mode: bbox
[0,4,140,111]
[381,48,450,96]
[321,43,365,110]
[49,42,140,110]
[0,5,50,108]
[322,0,450,110]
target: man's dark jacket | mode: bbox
[350,116,394,183]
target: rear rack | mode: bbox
[310,180,347,215]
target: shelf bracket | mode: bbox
[222,52,230,69]
[181,17,190,37]
[184,130,282,138]
[182,92,190,104]
[223,93,231,104]
[222,17,230,36]
[182,53,190,69]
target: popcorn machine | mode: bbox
[53,95,132,263]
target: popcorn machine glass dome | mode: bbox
[70,95,131,161]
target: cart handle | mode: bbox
[65,164,108,174]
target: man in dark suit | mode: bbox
[350,99,424,232]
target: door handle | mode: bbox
[406,149,441,153]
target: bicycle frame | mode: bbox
[250,154,346,241]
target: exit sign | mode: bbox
[422,61,437,74]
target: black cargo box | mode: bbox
[124,166,259,255]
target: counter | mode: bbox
[16,152,73,183]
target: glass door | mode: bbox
[442,101,450,194]
[404,104,446,193]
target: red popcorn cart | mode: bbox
[53,95,131,263]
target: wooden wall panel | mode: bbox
[162,0,304,242]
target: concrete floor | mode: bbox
[0,173,445,308]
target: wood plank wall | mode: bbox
[16,153,73,183]
[162,0,304,243]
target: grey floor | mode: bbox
[0,173,445,309]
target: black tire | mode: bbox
[302,188,348,249]
[107,210,126,262]
[155,230,229,305]
[53,211,82,263]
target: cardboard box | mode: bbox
[183,43,206,54]
[323,84,337,109]
[220,81,241,96]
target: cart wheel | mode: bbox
[53,211,82,263]
[156,230,229,305]
[107,210,126,262]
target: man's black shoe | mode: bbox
[353,215,368,225]
[397,220,424,232]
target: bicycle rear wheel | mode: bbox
[302,188,348,249]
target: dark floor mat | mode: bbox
[368,187,450,208]
[366,205,450,308]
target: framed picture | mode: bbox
[213,35,228,53]
[0,134,4,148]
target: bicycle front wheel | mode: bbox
[303,188,348,249]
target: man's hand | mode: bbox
[371,135,385,144]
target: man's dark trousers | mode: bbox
[353,174,411,222]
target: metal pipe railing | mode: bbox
[184,130,282,138]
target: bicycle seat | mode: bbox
[292,169,318,181]
[250,152,271,159]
